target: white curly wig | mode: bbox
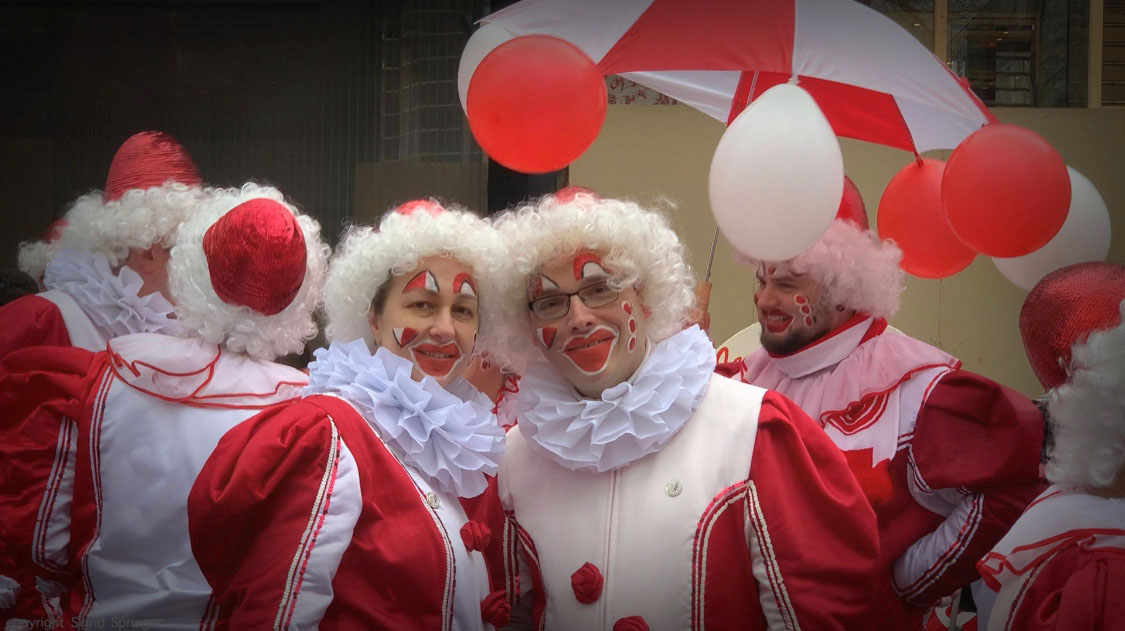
[58,181,209,268]
[736,219,905,319]
[1045,299,1125,491]
[492,193,697,365]
[17,240,60,284]
[167,183,329,361]
[323,201,509,358]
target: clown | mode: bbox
[0,131,208,356]
[489,192,883,630]
[186,200,509,630]
[978,262,1125,631]
[0,184,327,628]
[721,179,1046,630]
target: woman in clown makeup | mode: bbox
[186,200,511,630]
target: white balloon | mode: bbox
[708,83,843,261]
[458,23,514,114]
[993,166,1112,290]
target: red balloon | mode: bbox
[878,159,976,278]
[941,124,1070,257]
[467,35,606,174]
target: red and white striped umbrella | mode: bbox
[477,0,995,154]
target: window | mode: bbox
[947,0,1088,107]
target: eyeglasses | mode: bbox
[528,281,620,320]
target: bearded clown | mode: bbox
[488,192,883,630]
[0,131,208,357]
[978,262,1125,631]
[722,179,1046,630]
[185,199,511,630]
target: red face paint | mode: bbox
[572,251,607,281]
[532,274,560,299]
[393,327,419,347]
[562,326,618,374]
[403,270,438,294]
[454,272,477,298]
[536,326,557,349]
[411,342,463,378]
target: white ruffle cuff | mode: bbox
[43,248,182,340]
[304,340,504,498]
[517,325,716,473]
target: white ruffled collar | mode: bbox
[516,325,716,473]
[304,340,504,498]
[43,248,182,340]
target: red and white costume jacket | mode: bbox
[978,486,1125,631]
[497,326,882,630]
[0,250,181,357]
[722,315,1046,629]
[186,340,507,631]
[0,332,307,629]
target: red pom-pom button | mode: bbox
[480,590,510,628]
[460,521,492,552]
[571,561,603,604]
[613,615,649,631]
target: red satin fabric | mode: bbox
[103,131,201,201]
[0,294,73,359]
[1020,261,1125,390]
[188,394,456,630]
[201,198,306,316]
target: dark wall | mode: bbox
[0,0,495,268]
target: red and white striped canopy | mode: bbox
[481,0,995,154]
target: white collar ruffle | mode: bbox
[303,340,504,498]
[43,248,182,340]
[516,325,716,473]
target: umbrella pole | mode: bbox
[694,228,720,333]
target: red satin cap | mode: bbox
[395,199,444,216]
[835,176,868,229]
[104,131,202,201]
[1020,261,1125,390]
[202,198,307,316]
[553,185,600,203]
[43,219,67,243]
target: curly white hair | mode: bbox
[323,202,509,359]
[17,240,60,284]
[167,183,329,361]
[492,193,697,365]
[58,181,208,267]
[736,219,904,319]
[1045,299,1125,491]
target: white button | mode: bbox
[425,492,440,508]
[665,479,683,497]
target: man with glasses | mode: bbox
[488,193,883,630]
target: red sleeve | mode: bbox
[900,371,1047,604]
[187,399,344,631]
[0,295,72,359]
[1009,547,1125,631]
[748,390,883,630]
[0,346,101,623]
